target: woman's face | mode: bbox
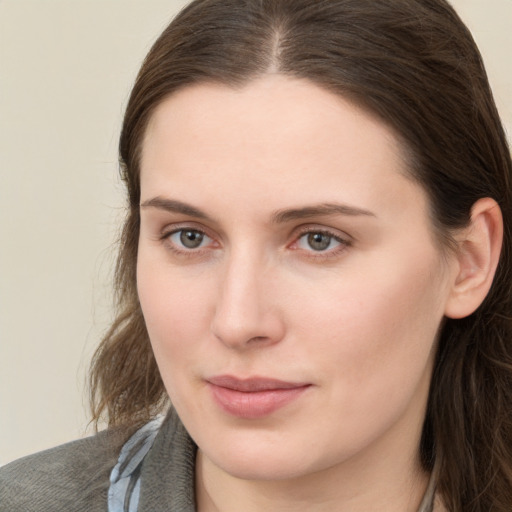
[137,76,457,481]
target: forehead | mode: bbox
[140,75,426,222]
[142,75,403,167]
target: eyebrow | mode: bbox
[140,197,376,223]
[140,197,209,219]
[270,203,376,223]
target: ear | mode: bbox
[444,197,503,319]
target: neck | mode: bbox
[195,445,431,512]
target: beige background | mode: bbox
[1,0,511,465]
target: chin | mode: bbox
[198,429,332,482]
[209,450,313,481]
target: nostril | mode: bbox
[211,314,285,350]
[247,336,269,344]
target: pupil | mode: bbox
[180,230,204,248]
[308,232,331,251]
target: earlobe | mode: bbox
[444,197,503,319]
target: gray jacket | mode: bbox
[0,408,196,512]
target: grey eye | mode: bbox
[307,232,332,251]
[170,229,206,249]
[180,230,204,248]
[296,231,343,253]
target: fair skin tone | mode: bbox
[136,75,502,512]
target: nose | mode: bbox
[211,250,285,350]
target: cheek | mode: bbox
[296,252,447,408]
[136,253,215,367]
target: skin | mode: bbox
[137,75,461,511]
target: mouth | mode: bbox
[206,375,311,419]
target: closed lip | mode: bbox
[206,375,311,392]
[206,375,311,418]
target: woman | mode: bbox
[1,0,511,511]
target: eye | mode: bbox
[168,229,212,250]
[295,230,345,252]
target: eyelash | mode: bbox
[160,225,351,259]
[160,225,216,256]
[292,227,351,259]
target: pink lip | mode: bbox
[206,375,311,419]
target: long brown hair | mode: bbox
[89,1,512,509]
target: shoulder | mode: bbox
[0,428,128,512]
